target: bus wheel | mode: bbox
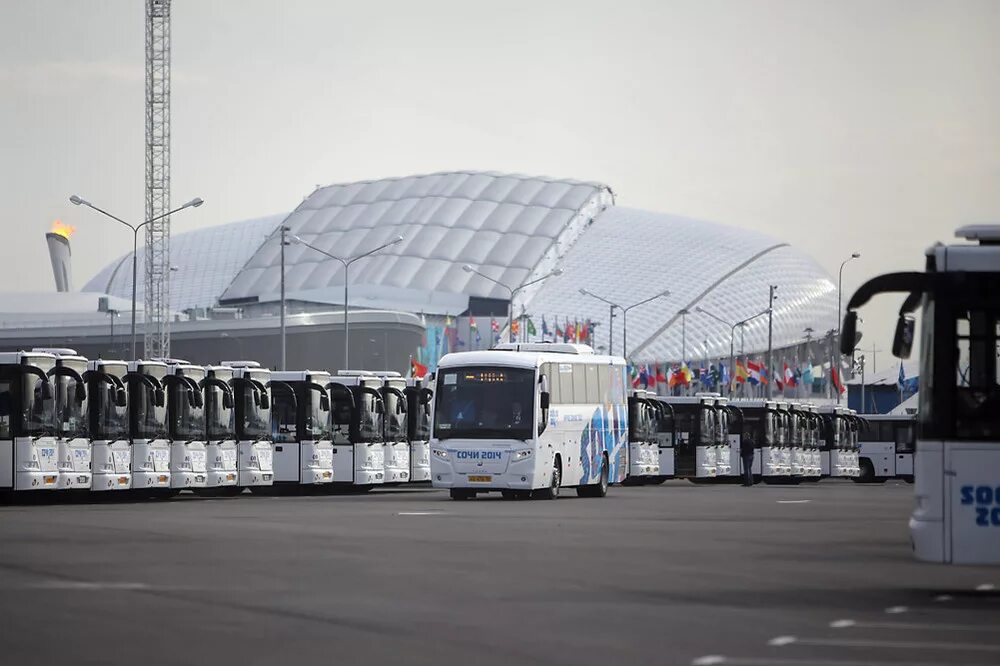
[578,455,609,498]
[449,489,474,501]
[535,457,561,500]
[857,459,876,483]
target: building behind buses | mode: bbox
[430,343,627,500]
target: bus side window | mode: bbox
[598,366,610,403]
[542,364,560,404]
[585,365,600,403]
[0,380,9,439]
[558,364,573,404]
[572,366,587,405]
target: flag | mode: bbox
[655,363,668,385]
[639,365,651,388]
[469,316,478,332]
[511,319,520,337]
[410,358,429,379]
[784,363,796,387]
[759,364,769,385]
[445,314,453,326]
[897,362,905,390]
[831,367,845,395]
[735,360,749,384]
[720,362,730,388]
[747,360,762,386]
[680,363,693,386]
[542,316,550,338]
[802,363,814,386]
[630,364,641,388]
[527,318,537,336]
[555,320,563,340]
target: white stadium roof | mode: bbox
[80,171,838,361]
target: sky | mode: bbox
[2,0,999,352]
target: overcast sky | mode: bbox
[2,0,998,351]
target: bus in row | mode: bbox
[0,351,434,499]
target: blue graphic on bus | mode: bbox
[577,404,628,485]
[960,485,1000,527]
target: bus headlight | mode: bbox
[513,449,533,461]
[432,448,449,460]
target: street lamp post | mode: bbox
[290,234,404,371]
[836,252,861,404]
[578,289,617,355]
[279,226,289,370]
[462,265,563,343]
[579,288,671,358]
[678,308,690,365]
[70,194,203,360]
[766,285,777,398]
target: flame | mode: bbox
[50,219,76,239]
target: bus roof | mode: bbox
[437,349,625,370]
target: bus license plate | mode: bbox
[468,475,492,483]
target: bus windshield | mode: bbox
[134,374,167,439]
[306,386,333,440]
[241,379,270,440]
[54,374,88,438]
[22,372,55,436]
[95,378,128,439]
[205,385,236,440]
[383,386,407,442]
[434,366,535,441]
[172,379,205,440]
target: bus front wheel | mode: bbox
[535,457,562,500]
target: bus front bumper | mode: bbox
[91,472,132,491]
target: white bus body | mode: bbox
[842,224,1000,564]
[732,400,790,479]
[856,414,915,482]
[651,399,675,481]
[331,373,386,488]
[351,371,409,484]
[430,344,628,500]
[41,350,92,491]
[162,361,208,490]
[200,366,239,491]
[270,371,335,487]
[223,362,274,488]
[405,378,433,483]
[659,396,718,479]
[127,361,170,492]
[87,359,131,492]
[0,351,59,492]
[817,405,855,477]
[712,395,733,477]
[624,390,659,483]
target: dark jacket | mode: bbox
[740,436,755,458]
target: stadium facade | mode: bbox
[4,171,839,390]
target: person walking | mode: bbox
[740,432,755,486]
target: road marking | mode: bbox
[768,635,1000,653]
[776,500,811,504]
[884,605,908,614]
[975,583,995,592]
[397,511,444,516]
[696,657,999,666]
[29,581,150,590]
[830,618,997,632]
[934,594,953,602]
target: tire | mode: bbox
[535,456,561,500]
[449,489,474,501]
[577,455,609,498]
[501,490,516,501]
[857,459,876,483]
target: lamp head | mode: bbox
[69,195,84,206]
[851,252,861,259]
[461,264,473,273]
[578,288,588,296]
[551,268,564,276]
[186,197,204,208]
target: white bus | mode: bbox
[732,400,790,480]
[223,361,274,489]
[649,398,675,483]
[127,360,170,494]
[199,365,240,493]
[369,371,410,484]
[841,224,999,564]
[269,371,335,489]
[42,349,92,491]
[331,372,386,489]
[160,361,208,492]
[658,396,718,480]
[0,351,58,493]
[430,343,628,500]
[404,377,433,483]
[86,359,131,492]
[713,395,734,478]
[817,405,855,478]
[856,414,916,483]
[624,389,659,484]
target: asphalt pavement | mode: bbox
[0,481,997,666]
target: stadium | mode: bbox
[4,171,838,390]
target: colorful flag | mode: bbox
[655,364,668,386]
[511,319,520,337]
[897,362,905,390]
[802,363,814,386]
[542,316,550,338]
[735,360,749,384]
[527,318,537,336]
[831,367,845,395]
[747,360,762,386]
[410,358,429,379]
[469,316,478,332]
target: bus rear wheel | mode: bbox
[577,455,609,498]
[856,459,876,483]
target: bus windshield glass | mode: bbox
[383,386,406,442]
[135,372,167,439]
[306,386,333,440]
[434,366,534,441]
[241,377,270,440]
[22,372,55,436]
[205,385,236,440]
[54,373,88,438]
[172,377,205,440]
[95,375,128,439]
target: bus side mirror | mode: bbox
[320,395,331,412]
[75,382,87,403]
[223,392,235,410]
[260,393,270,410]
[375,401,384,415]
[155,387,165,407]
[187,390,196,408]
[116,388,127,407]
[840,312,857,355]
[892,315,915,359]
[195,391,204,408]
[540,391,550,410]
[40,379,52,401]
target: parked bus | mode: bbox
[659,396,718,480]
[269,370,335,489]
[841,224,999,564]
[624,389,659,484]
[41,349,91,491]
[127,360,170,493]
[369,371,410,484]
[732,400,790,480]
[223,361,274,489]
[161,361,208,491]
[650,398,675,482]
[712,395,733,478]
[199,365,240,493]
[86,359,131,492]
[0,350,58,492]
[856,414,915,483]
[430,343,628,500]
[404,377,433,483]
[332,371,387,490]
